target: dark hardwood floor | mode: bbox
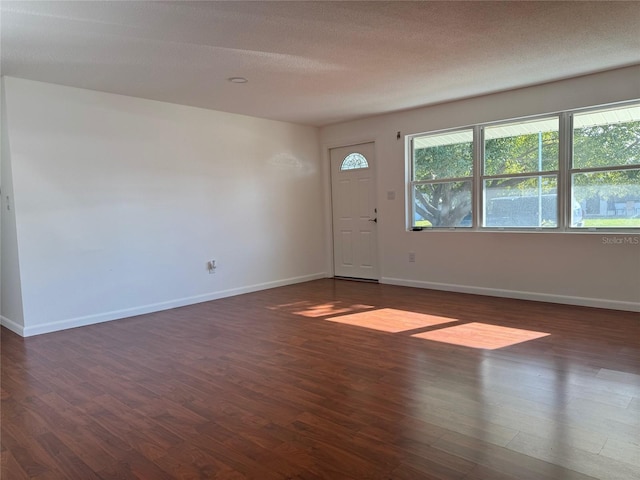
[2,279,639,479]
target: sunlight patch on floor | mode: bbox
[281,302,551,350]
[293,302,375,318]
[412,322,550,349]
[325,308,457,333]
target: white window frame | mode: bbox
[406,101,640,233]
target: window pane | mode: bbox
[484,176,558,228]
[573,105,640,169]
[572,168,640,228]
[341,153,369,170]
[413,181,472,228]
[485,118,559,175]
[413,130,473,181]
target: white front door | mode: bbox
[330,143,378,280]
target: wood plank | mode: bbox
[506,431,639,480]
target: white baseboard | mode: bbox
[380,277,640,313]
[9,273,634,338]
[19,272,328,337]
[1,315,24,336]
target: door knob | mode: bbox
[369,218,377,223]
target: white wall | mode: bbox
[1,78,26,332]
[2,77,326,336]
[321,66,640,311]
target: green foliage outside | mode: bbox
[584,218,640,227]
[574,122,640,170]
[484,131,558,176]
[573,122,640,213]
[413,141,473,227]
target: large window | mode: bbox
[571,105,640,229]
[411,130,473,228]
[408,102,640,231]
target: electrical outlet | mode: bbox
[408,252,416,263]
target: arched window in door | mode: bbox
[340,153,369,171]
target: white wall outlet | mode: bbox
[408,252,416,263]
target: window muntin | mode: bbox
[411,129,473,228]
[340,153,369,170]
[571,105,640,229]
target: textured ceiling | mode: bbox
[2,1,640,126]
